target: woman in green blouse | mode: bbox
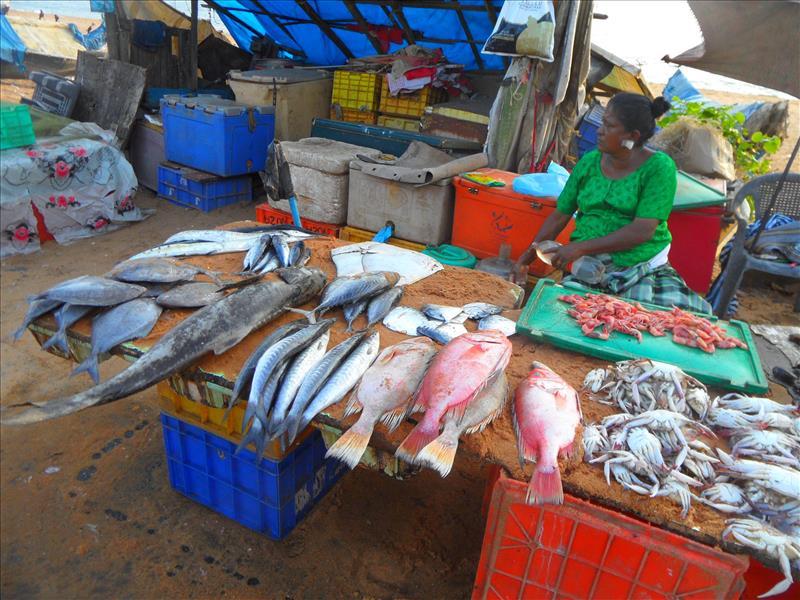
[515,93,711,313]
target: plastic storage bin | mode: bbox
[160,410,348,540]
[23,71,81,117]
[378,76,446,118]
[331,71,381,112]
[329,106,377,125]
[160,95,274,177]
[255,203,341,237]
[473,471,747,599]
[158,161,252,212]
[452,168,575,278]
[377,115,419,132]
[575,102,604,157]
[0,102,35,150]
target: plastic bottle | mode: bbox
[475,243,515,280]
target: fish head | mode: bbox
[277,267,326,287]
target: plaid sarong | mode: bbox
[563,254,713,314]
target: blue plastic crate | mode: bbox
[157,161,252,212]
[160,96,274,177]
[144,87,234,110]
[576,103,604,156]
[160,412,348,540]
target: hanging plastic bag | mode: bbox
[482,0,556,62]
[512,161,570,197]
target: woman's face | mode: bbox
[597,106,636,153]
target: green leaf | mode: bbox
[751,131,764,142]
[734,112,746,124]
[763,138,781,154]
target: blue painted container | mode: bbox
[160,95,274,177]
[157,161,252,212]
[144,87,234,111]
[160,412,348,540]
[576,103,605,157]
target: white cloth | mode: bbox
[648,244,672,269]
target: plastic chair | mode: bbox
[713,173,800,317]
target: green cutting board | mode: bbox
[673,170,726,210]
[517,279,768,393]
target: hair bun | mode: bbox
[651,96,671,119]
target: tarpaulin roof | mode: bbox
[665,0,800,98]
[0,14,27,71]
[206,0,505,70]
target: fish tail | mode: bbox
[285,306,317,323]
[235,419,261,456]
[528,461,564,505]
[11,325,28,342]
[416,433,458,478]
[395,418,439,463]
[282,415,302,446]
[71,355,100,385]
[42,331,67,352]
[325,419,373,470]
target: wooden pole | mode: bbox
[295,0,355,59]
[344,0,385,54]
[189,0,198,92]
[390,1,417,45]
[450,0,484,69]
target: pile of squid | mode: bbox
[582,358,800,598]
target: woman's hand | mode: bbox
[551,243,585,270]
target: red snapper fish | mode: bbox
[396,330,512,464]
[513,361,582,505]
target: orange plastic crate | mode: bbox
[328,106,377,125]
[473,471,747,600]
[255,203,341,237]
[379,75,446,118]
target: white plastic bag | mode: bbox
[482,0,556,61]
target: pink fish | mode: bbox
[513,361,582,505]
[396,330,512,465]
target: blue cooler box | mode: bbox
[160,95,275,177]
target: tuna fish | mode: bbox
[294,330,380,438]
[273,236,292,268]
[382,306,437,336]
[417,374,508,477]
[2,268,326,425]
[422,304,463,322]
[513,361,582,505]
[417,322,468,345]
[156,282,224,308]
[325,337,437,469]
[242,234,272,272]
[366,286,404,328]
[71,299,163,385]
[314,272,399,316]
[280,332,368,443]
[396,330,512,462]
[33,276,146,307]
[13,298,61,341]
[267,331,330,436]
[41,304,94,353]
[236,360,291,460]
[288,241,307,267]
[343,300,368,332]
[108,257,221,285]
[478,314,517,337]
[461,302,503,320]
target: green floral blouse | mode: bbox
[556,149,677,267]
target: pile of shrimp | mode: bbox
[558,293,747,353]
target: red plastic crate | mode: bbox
[667,205,724,294]
[473,471,747,600]
[255,203,341,237]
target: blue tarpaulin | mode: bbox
[0,14,26,72]
[209,0,505,70]
[68,22,108,51]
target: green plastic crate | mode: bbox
[0,103,36,150]
[517,279,768,393]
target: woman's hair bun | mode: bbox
[651,96,671,119]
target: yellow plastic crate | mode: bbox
[378,76,446,118]
[329,106,377,125]
[331,71,381,111]
[377,114,419,132]
[339,225,426,252]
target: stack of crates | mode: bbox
[158,95,275,212]
[0,102,36,150]
[330,71,381,125]
[376,75,446,132]
[575,102,605,157]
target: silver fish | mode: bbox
[288,241,306,267]
[343,300,368,333]
[42,304,93,353]
[3,267,327,425]
[129,241,244,260]
[242,320,334,433]
[478,314,517,337]
[296,330,380,438]
[268,330,330,436]
[224,321,307,421]
[242,234,272,272]
[273,236,292,268]
[418,322,468,345]
[416,374,507,477]
[13,298,61,341]
[422,304,463,322]
[33,276,146,307]
[71,299,162,385]
[315,272,399,315]
[108,257,221,285]
[162,228,312,246]
[382,306,437,336]
[256,251,280,274]
[366,286,404,328]
[156,282,224,308]
[331,242,443,286]
[293,245,312,267]
[281,332,368,443]
[461,302,503,320]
